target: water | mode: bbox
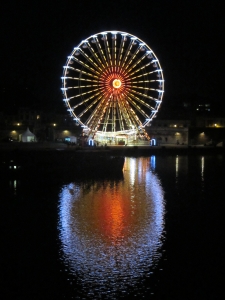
[1,155,225,299]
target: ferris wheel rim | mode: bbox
[61,30,164,136]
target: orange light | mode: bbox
[113,79,122,89]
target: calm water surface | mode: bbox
[1,155,225,299]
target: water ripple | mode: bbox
[58,157,165,297]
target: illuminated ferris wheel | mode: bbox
[61,31,164,142]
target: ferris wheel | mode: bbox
[61,31,164,142]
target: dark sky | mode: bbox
[1,0,224,113]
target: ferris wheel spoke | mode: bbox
[107,96,116,132]
[70,88,101,101]
[117,97,133,129]
[66,84,98,90]
[116,34,127,70]
[128,110,142,128]
[102,105,111,132]
[88,104,106,127]
[63,66,99,80]
[129,69,163,80]
[111,32,117,71]
[61,76,99,83]
[125,94,152,119]
[131,79,164,84]
[127,60,153,76]
[125,52,148,74]
[131,85,164,93]
[101,105,109,132]
[72,92,102,109]
[112,99,118,132]
[77,48,103,73]
[77,95,104,120]
[94,35,109,68]
[69,56,100,76]
[119,95,137,129]
[121,98,143,127]
[83,39,106,70]
[86,97,109,128]
[121,39,136,69]
[127,91,156,110]
[129,88,160,102]
[123,43,146,73]
[102,33,112,69]
[116,103,125,131]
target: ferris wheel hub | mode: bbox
[112,78,122,89]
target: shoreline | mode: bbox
[1,142,224,181]
[1,142,224,156]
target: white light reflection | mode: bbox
[201,156,204,181]
[58,157,165,295]
[176,155,179,177]
[128,157,136,185]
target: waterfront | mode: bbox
[1,154,225,299]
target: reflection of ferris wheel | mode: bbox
[61,31,164,141]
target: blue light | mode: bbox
[150,155,156,169]
[88,139,94,146]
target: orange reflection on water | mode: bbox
[95,187,132,244]
[72,181,137,245]
[58,157,165,295]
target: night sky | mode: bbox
[1,0,224,114]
